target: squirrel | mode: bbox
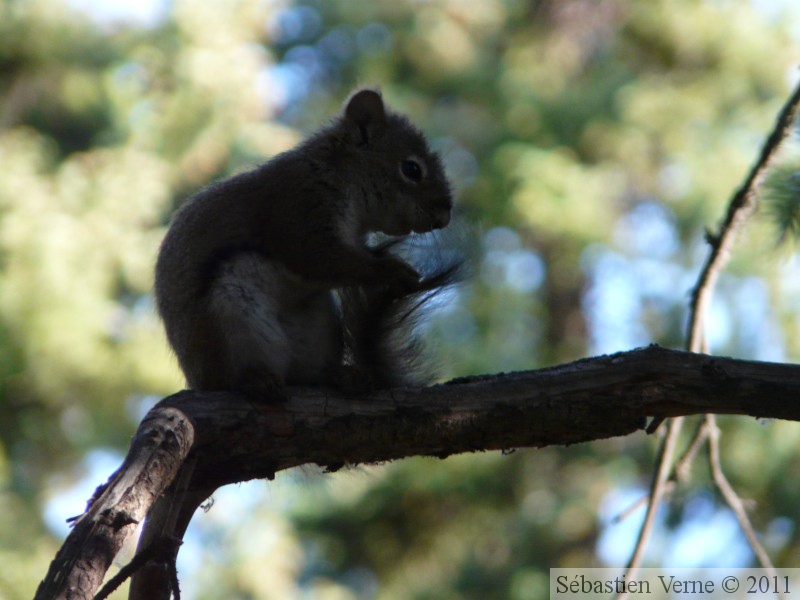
[154,88,460,398]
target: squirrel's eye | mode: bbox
[400,159,423,183]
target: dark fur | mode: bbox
[155,88,457,395]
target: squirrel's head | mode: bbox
[339,88,453,236]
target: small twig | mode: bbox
[620,78,800,593]
[612,480,675,525]
[94,537,182,600]
[706,414,777,573]
[615,418,682,600]
[670,418,709,480]
[612,420,708,524]
[688,80,800,350]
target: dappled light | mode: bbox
[5,0,800,598]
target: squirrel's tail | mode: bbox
[339,234,465,388]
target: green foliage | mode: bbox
[3,0,800,597]
[764,161,800,245]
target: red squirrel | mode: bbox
[155,88,458,397]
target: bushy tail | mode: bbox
[338,233,465,388]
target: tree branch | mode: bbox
[688,79,800,351]
[34,407,194,600]
[35,344,800,599]
[620,79,800,594]
[706,414,776,573]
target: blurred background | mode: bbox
[5,0,800,598]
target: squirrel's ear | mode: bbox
[343,89,386,145]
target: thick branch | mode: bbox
[36,345,800,599]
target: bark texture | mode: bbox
[35,345,800,599]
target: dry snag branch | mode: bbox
[35,81,800,600]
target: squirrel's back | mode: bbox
[154,88,459,394]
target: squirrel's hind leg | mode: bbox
[208,251,343,399]
[208,252,294,401]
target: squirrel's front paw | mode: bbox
[381,257,421,291]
